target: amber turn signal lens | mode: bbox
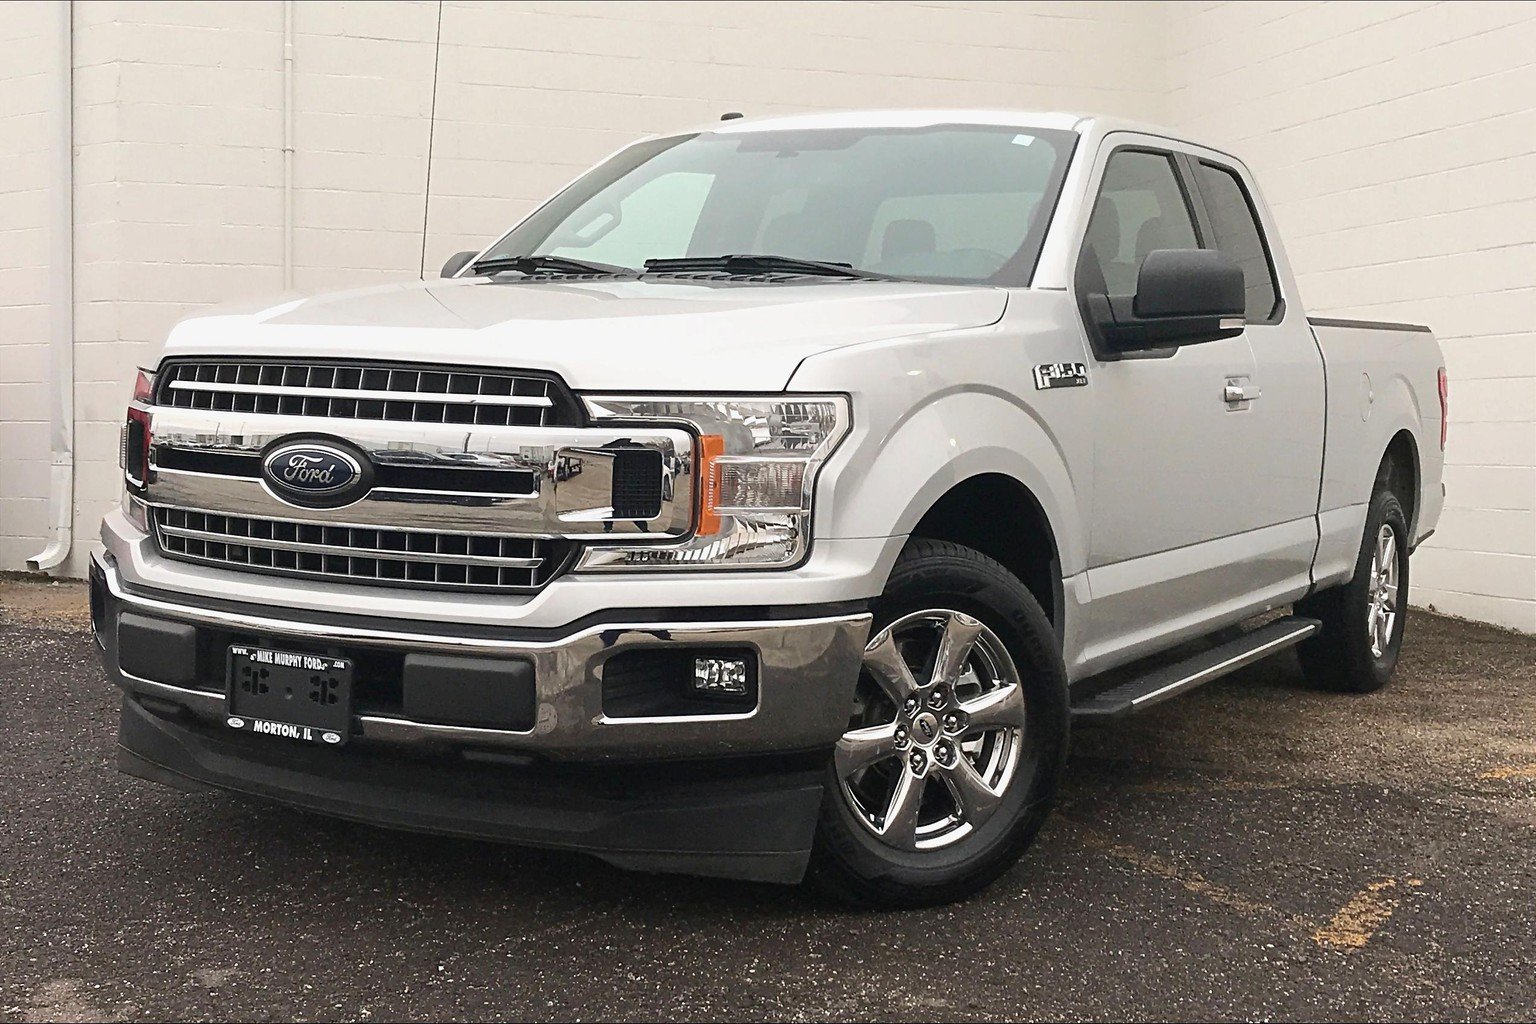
[697,434,726,536]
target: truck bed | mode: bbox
[1307,315,1446,589]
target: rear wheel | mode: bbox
[807,540,1069,908]
[1295,487,1410,692]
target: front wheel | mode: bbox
[1295,488,1410,692]
[806,540,1069,908]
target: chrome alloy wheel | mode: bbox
[836,609,1028,851]
[1367,523,1400,658]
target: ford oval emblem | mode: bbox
[262,439,369,508]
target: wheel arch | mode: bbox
[815,386,1083,640]
[906,473,1064,634]
[1379,428,1420,538]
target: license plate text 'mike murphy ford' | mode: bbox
[246,649,335,671]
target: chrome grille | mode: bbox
[156,359,573,427]
[152,507,569,592]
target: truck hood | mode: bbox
[162,277,1007,391]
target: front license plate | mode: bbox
[226,644,353,746]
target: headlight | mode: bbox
[577,395,850,570]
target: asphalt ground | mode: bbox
[3,576,1535,1023]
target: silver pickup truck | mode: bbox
[93,110,1446,907]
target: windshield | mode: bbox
[481,124,1078,285]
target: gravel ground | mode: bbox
[2,576,1535,1023]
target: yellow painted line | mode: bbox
[1074,819,1428,954]
[1479,763,1536,781]
[1075,825,1313,928]
[1313,877,1422,950]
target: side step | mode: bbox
[1071,615,1320,723]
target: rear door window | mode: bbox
[1193,162,1281,322]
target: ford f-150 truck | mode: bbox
[93,110,1447,907]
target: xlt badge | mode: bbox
[1033,362,1089,390]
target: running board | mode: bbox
[1070,616,1321,722]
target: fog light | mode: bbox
[692,655,750,697]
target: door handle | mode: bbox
[1223,381,1261,404]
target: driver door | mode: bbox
[1075,139,1272,669]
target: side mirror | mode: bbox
[1094,248,1245,351]
[440,251,478,278]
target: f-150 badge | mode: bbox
[1033,362,1089,390]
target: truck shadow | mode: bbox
[109,653,1314,918]
[107,612,1517,918]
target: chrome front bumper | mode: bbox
[93,554,872,762]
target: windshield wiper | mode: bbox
[643,254,886,280]
[470,254,635,277]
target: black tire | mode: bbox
[1295,487,1410,693]
[806,539,1069,909]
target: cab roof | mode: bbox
[671,108,1176,140]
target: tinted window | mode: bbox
[1195,162,1279,321]
[487,126,1078,284]
[1080,150,1199,296]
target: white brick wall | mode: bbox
[3,0,1533,632]
[21,0,1172,579]
[418,0,1169,271]
[0,2,57,568]
[1165,0,1536,632]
